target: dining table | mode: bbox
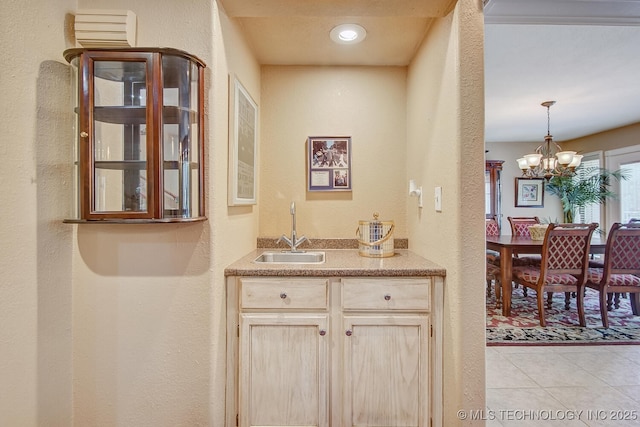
[486,234,606,316]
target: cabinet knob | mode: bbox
[384,294,391,301]
[345,330,352,336]
[280,292,287,299]
[319,330,326,336]
[80,131,89,138]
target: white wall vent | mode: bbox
[74,9,137,48]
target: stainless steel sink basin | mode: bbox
[254,251,325,264]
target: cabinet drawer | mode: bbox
[240,278,329,310]
[342,278,430,311]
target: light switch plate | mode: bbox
[434,186,442,212]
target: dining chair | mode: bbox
[580,222,640,328]
[507,216,541,237]
[486,218,502,305]
[486,217,500,236]
[505,216,545,298]
[486,218,501,266]
[512,223,598,327]
[486,262,502,308]
[587,218,640,301]
[485,216,533,260]
[486,217,534,301]
[507,216,543,268]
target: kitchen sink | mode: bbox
[254,251,325,264]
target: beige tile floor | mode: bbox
[486,345,640,426]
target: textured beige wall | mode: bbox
[70,1,214,425]
[259,66,408,238]
[212,3,262,423]
[218,3,262,259]
[406,2,486,425]
[564,122,640,154]
[69,1,261,426]
[0,0,75,425]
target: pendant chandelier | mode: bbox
[516,101,582,179]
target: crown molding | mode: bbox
[484,0,640,26]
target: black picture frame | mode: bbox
[307,136,352,192]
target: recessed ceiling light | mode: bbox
[330,24,366,45]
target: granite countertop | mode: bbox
[224,249,446,277]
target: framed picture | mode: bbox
[228,75,258,206]
[515,177,544,207]
[307,136,352,192]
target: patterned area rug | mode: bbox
[486,286,640,346]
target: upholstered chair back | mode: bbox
[486,218,500,236]
[508,216,540,237]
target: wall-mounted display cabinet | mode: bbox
[63,48,206,223]
[485,160,503,225]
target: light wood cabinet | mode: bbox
[342,315,428,425]
[226,276,443,427]
[229,277,330,427]
[239,313,329,426]
[340,278,431,426]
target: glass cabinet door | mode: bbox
[161,55,202,219]
[91,56,152,217]
[485,160,503,228]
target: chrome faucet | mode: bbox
[277,201,310,252]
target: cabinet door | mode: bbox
[342,315,429,427]
[485,160,504,225]
[79,51,156,219]
[239,314,329,427]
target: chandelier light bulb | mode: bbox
[516,158,529,171]
[542,157,556,170]
[556,151,576,166]
[524,153,542,167]
[568,154,583,169]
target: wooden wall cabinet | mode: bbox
[63,48,206,222]
[486,160,504,225]
[226,276,443,427]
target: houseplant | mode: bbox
[545,166,627,223]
